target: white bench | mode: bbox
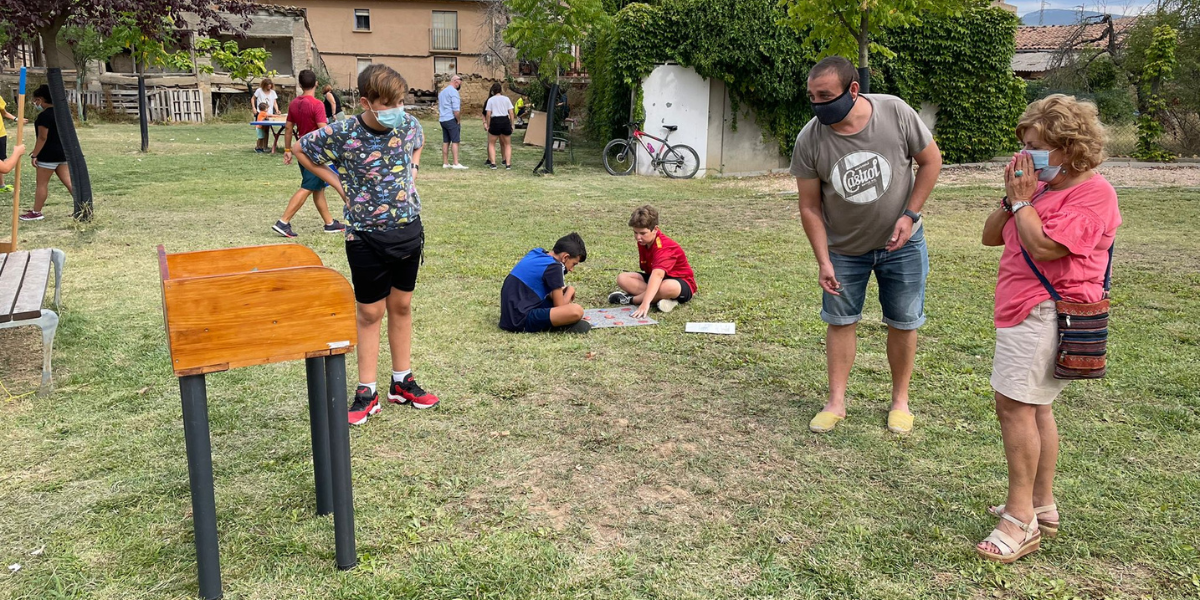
[0,248,64,393]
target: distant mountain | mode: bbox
[1020,9,1132,26]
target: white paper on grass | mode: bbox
[685,322,736,335]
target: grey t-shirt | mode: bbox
[790,94,933,256]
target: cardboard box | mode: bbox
[522,110,547,147]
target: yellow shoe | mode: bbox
[887,410,914,434]
[809,411,844,433]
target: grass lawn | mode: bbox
[1,119,1198,600]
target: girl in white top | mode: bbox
[484,83,516,170]
[253,78,280,116]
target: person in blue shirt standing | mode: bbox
[500,233,591,334]
[437,74,467,169]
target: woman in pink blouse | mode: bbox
[976,95,1121,562]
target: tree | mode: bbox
[194,37,276,94]
[1132,24,1178,161]
[504,0,605,82]
[0,0,253,70]
[780,0,976,92]
[57,25,120,120]
[477,0,517,77]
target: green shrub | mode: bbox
[585,1,1026,163]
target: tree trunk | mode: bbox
[38,15,69,70]
[75,74,85,121]
[858,10,871,93]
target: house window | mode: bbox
[431,11,459,51]
[357,57,373,74]
[434,56,458,76]
[354,9,371,31]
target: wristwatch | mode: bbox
[413,163,420,170]
[903,209,922,223]
[1011,201,1034,214]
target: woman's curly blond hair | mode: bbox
[1016,94,1108,173]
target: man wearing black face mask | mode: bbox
[791,56,942,435]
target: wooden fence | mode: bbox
[66,87,205,122]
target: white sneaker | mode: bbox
[657,299,679,313]
[452,163,469,170]
[442,164,450,169]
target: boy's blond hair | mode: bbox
[357,64,408,106]
[628,205,659,230]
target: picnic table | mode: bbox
[0,247,65,393]
[252,116,288,153]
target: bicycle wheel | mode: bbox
[603,139,636,176]
[661,144,700,179]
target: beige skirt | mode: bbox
[991,300,1070,405]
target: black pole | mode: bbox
[305,357,334,516]
[543,83,558,174]
[45,69,94,221]
[179,375,223,600]
[324,354,357,570]
[857,67,870,94]
[138,74,149,153]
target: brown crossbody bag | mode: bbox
[1020,242,1114,379]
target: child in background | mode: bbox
[0,93,21,193]
[609,205,697,318]
[274,69,345,237]
[499,233,590,334]
[295,64,439,425]
[255,102,269,153]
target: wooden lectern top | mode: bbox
[159,244,357,377]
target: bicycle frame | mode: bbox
[626,128,676,169]
[630,129,671,157]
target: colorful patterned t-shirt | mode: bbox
[299,114,424,234]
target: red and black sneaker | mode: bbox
[348,386,381,425]
[388,374,439,409]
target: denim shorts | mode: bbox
[441,119,461,144]
[822,227,928,330]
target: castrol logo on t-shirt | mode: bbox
[831,151,892,204]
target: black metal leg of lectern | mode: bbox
[305,357,334,515]
[324,353,358,570]
[179,374,223,600]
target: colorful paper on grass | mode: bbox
[582,307,658,328]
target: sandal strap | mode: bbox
[984,529,1018,555]
[1000,512,1037,535]
[1034,504,1057,515]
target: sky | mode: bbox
[1008,0,1155,17]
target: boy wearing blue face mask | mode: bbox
[791,56,943,435]
[296,64,440,425]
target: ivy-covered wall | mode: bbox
[585,0,1027,164]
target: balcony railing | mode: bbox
[430,28,460,52]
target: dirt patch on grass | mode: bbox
[0,328,46,396]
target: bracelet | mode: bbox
[1011,201,1034,214]
[1001,195,1012,214]
[413,164,419,170]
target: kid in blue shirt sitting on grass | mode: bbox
[500,233,591,334]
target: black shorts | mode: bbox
[488,116,513,136]
[440,119,461,144]
[345,219,423,304]
[639,272,693,303]
[0,135,6,161]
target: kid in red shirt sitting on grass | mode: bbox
[609,205,697,318]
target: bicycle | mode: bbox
[603,122,700,178]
